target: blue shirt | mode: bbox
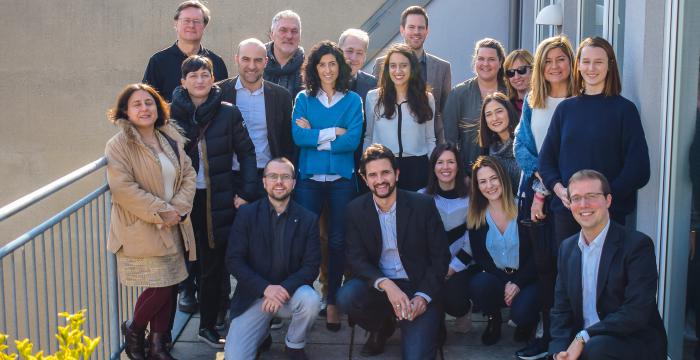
[578,220,610,333]
[232,78,270,170]
[485,212,520,270]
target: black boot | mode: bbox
[481,311,502,345]
[360,316,395,356]
[148,332,178,360]
[177,288,198,314]
[121,320,146,360]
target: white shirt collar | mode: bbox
[316,89,345,108]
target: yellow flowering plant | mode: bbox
[0,310,100,360]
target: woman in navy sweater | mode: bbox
[292,41,363,330]
[538,37,650,242]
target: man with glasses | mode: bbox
[143,0,227,101]
[549,170,666,360]
[224,157,321,360]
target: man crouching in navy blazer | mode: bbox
[225,157,321,360]
[337,144,450,359]
[549,169,667,360]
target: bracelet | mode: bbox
[534,192,545,201]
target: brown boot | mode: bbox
[148,332,178,360]
[121,321,146,360]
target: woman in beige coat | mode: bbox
[105,83,196,360]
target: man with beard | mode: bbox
[337,144,450,359]
[218,38,296,199]
[224,157,321,360]
[264,10,305,97]
[372,6,451,143]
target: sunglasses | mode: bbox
[505,65,532,78]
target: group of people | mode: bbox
[104,1,669,360]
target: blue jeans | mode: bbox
[467,271,539,327]
[294,177,355,304]
[337,279,442,360]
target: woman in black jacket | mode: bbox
[170,55,257,348]
[466,156,538,346]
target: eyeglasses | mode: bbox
[179,18,204,27]
[264,173,294,182]
[569,192,605,204]
[505,65,532,78]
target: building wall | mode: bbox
[0,0,382,243]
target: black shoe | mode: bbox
[215,309,228,331]
[197,328,224,349]
[360,317,395,356]
[326,322,341,332]
[514,324,535,343]
[481,312,501,346]
[258,334,272,353]
[178,289,198,314]
[284,346,309,360]
[270,317,283,330]
[516,337,549,360]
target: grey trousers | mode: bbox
[224,285,321,360]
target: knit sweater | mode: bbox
[538,94,650,215]
[291,90,363,179]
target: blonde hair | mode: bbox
[467,156,518,229]
[503,49,533,101]
[529,35,574,109]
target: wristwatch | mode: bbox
[575,330,587,344]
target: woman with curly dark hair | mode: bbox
[364,43,435,191]
[291,40,363,331]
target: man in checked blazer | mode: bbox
[372,5,451,144]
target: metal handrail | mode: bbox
[0,157,107,222]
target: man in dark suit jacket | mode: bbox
[217,38,296,201]
[549,170,667,360]
[337,144,450,359]
[371,6,451,144]
[224,158,321,360]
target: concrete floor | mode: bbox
[168,312,523,360]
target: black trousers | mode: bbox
[192,189,227,330]
[397,155,429,192]
[444,266,479,317]
[580,334,660,360]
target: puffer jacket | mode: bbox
[105,119,197,260]
[170,85,257,248]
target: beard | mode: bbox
[268,190,292,202]
[370,181,397,199]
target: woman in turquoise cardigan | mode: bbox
[292,40,363,331]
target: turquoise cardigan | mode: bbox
[292,91,363,179]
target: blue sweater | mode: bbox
[292,91,363,179]
[538,94,650,215]
[513,94,538,179]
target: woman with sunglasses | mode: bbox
[512,35,574,360]
[364,43,435,191]
[478,92,521,195]
[503,49,534,114]
[467,156,538,346]
[444,38,508,174]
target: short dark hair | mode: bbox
[573,37,622,96]
[567,169,612,199]
[264,157,296,179]
[360,144,398,177]
[302,41,352,97]
[424,143,469,197]
[174,0,210,25]
[108,83,169,128]
[478,91,518,148]
[181,55,213,79]
[400,6,428,28]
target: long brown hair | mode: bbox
[375,43,433,124]
[573,37,622,96]
[467,156,518,229]
[529,35,574,109]
[478,92,518,148]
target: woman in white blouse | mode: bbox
[364,43,435,191]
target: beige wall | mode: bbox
[0,0,382,243]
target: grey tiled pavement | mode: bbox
[168,312,522,359]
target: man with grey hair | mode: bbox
[143,0,227,101]
[264,10,305,97]
[339,28,377,102]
